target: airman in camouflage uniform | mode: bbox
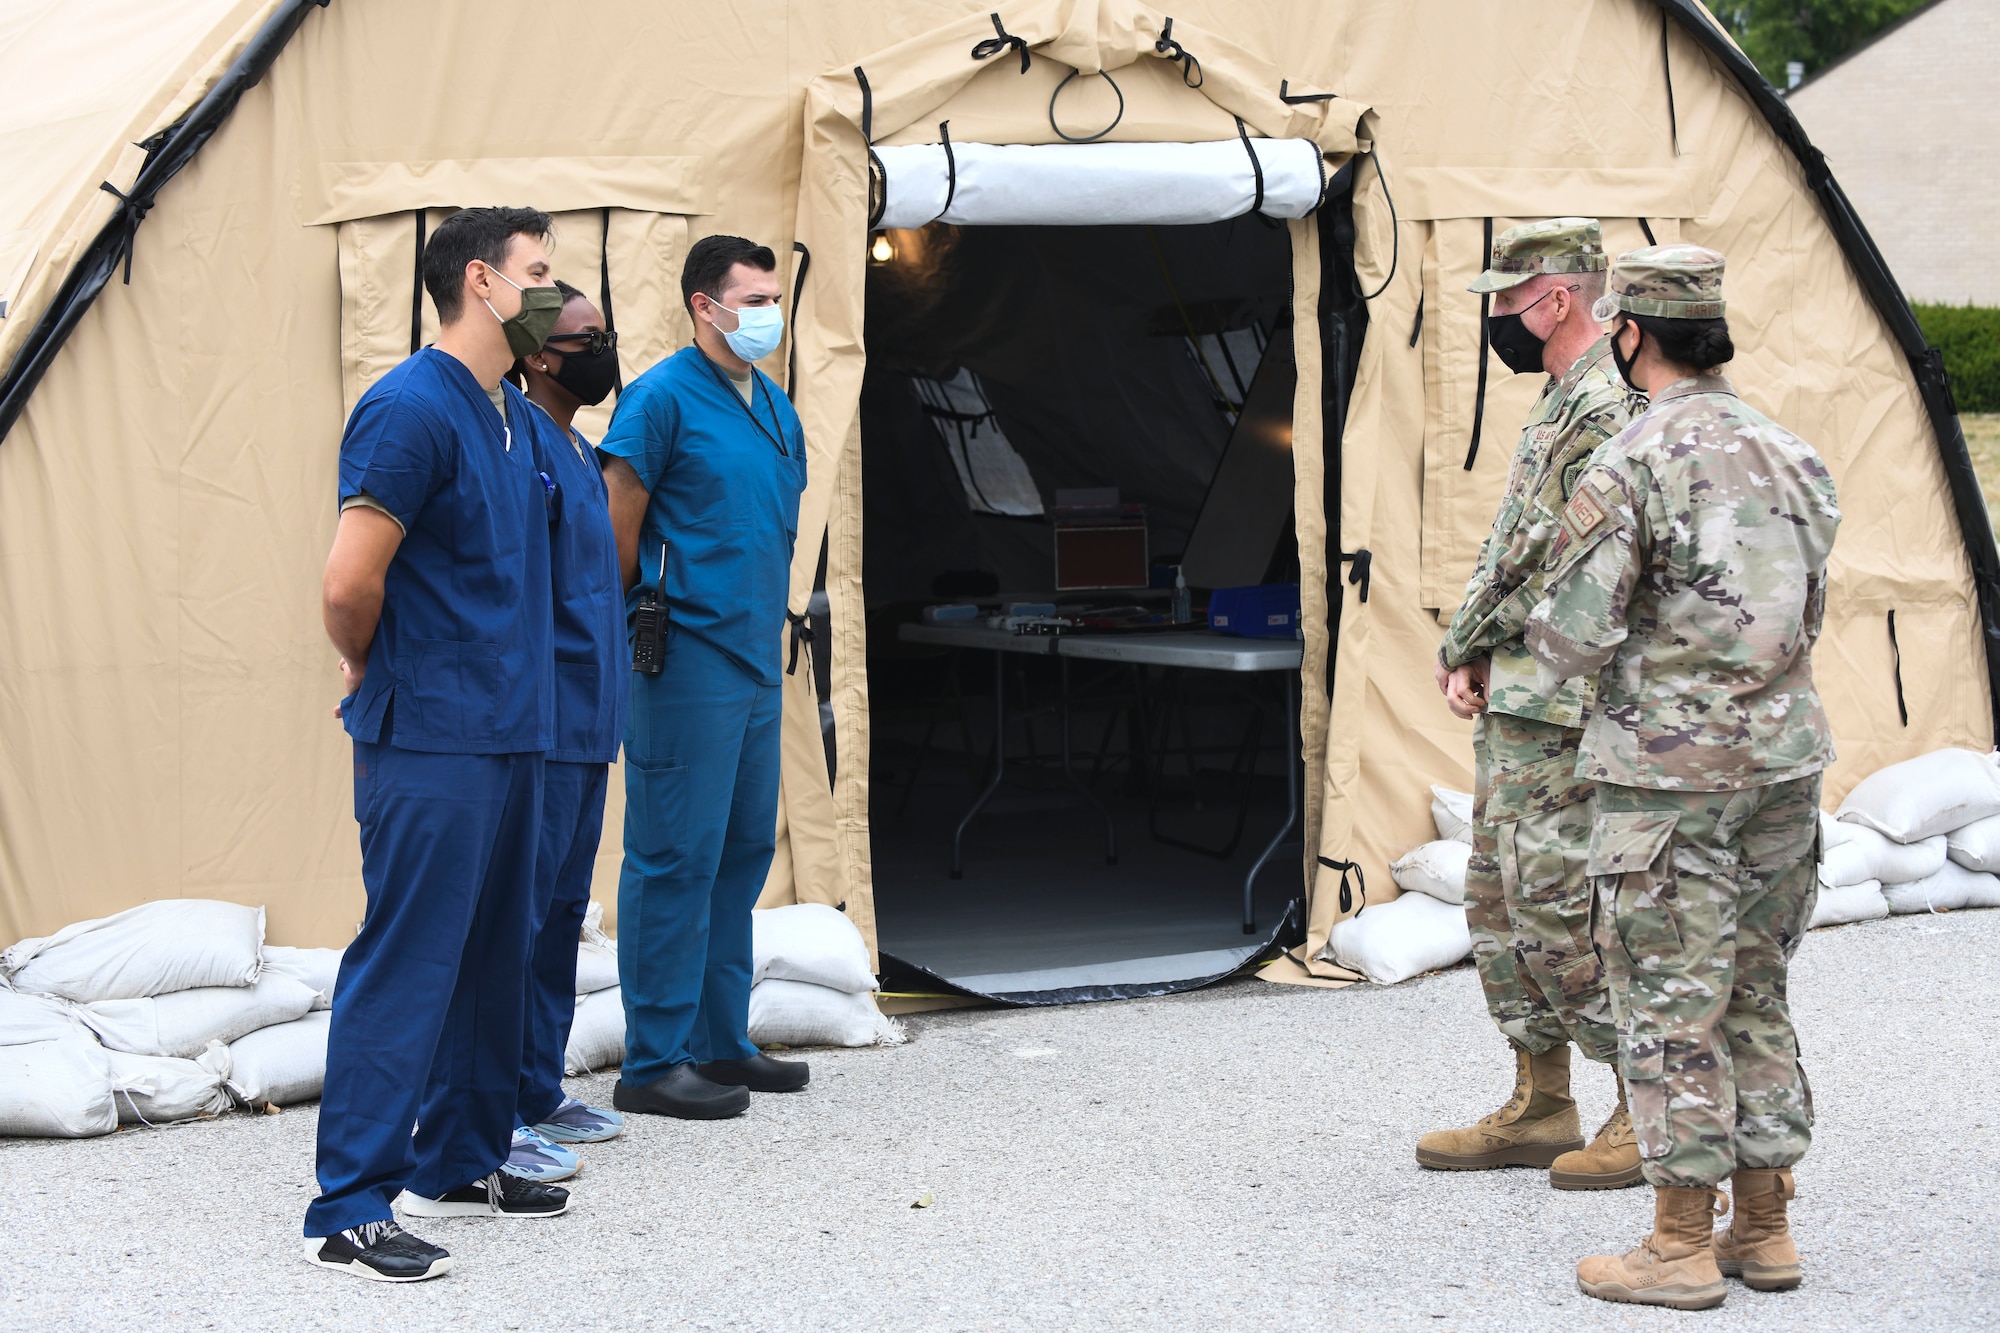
[1526,245,1840,1310]
[1418,219,1642,1190]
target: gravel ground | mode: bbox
[5,908,1996,1332]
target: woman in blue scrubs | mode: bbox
[504,282,628,1178]
[599,235,810,1119]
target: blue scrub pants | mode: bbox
[517,760,610,1127]
[304,739,542,1237]
[618,630,780,1085]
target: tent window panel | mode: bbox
[910,368,1044,516]
[333,207,689,431]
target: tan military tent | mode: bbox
[1,0,1992,985]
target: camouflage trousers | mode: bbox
[1466,712,1619,1064]
[1590,776,1821,1189]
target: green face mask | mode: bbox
[483,264,564,359]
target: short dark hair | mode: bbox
[422,206,554,325]
[1627,312,1735,371]
[681,234,777,316]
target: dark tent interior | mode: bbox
[852,218,1315,1003]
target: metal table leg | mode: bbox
[951,651,1008,879]
[1241,671,1299,934]
[1059,654,1117,865]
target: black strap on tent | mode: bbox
[854,66,873,143]
[1316,856,1368,915]
[1154,18,1202,87]
[1234,118,1266,215]
[971,13,1031,72]
[1049,69,1124,142]
[409,210,427,354]
[785,609,814,676]
[0,0,330,444]
[1661,11,1679,156]
[1408,293,1424,348]
[1356,151,1398,302]
[1278,79,1335,104]
[1463,217,1493,471]
[1341,548,1371,603]
[1652,0,2000,737]
[1888,609,1909,726]
[96,182,154,285]
[787,241,810,395]
[939,120,959,216]
[598,208,623,399]
[1638,216,1658,246]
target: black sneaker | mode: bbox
[304,1220,453,1282]
[699,1053,810,1093]
[396,1171,570,1219]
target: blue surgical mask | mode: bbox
[710,300,785,362]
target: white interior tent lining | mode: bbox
[873,139,1327,230]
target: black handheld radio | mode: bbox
[633,541,668,675]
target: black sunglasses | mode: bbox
[541,329,619,356]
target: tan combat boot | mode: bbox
[1576,1185,1728,1310]
[1549,1075,1644,1190]
[1415,1044,1583,1170]
[1714,1167,1802,1290]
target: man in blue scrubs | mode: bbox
[307,207,572,1283]
[505,282,628,1179]
[600,235,810,1119]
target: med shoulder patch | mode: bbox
[1560,482,1610,545]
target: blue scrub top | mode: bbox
[598,346,807,687]
[527,408,627,763]
[337,348,555,754]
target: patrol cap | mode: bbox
[1591,244,1727,321]
[1466,217,1608,294]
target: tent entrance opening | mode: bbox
[859,218,1307,1002]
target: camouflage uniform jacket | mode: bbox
[1523,374,1841,790]
[1439,336,1638,726]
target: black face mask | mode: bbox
[1610,321,1643,392]
[548,339,620,406]
[1486,288,1556,375]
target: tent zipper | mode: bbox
[1462,216,1492,471]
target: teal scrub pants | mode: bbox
[617,629,780,1085]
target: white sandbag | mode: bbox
[103,1042,234,1125]
[1431,786,1475,844]
[575,942,619,995]
[581,899,617,949]
[1808,880,1889,929]
[81,972,318,1058]
[1836,748,2000,843]
[1947,813,2000,872]
[0,988,87,1045]
[564,987,625,1075]
[0,1036,118,1138]
[1817,828,1947,888]
[259,945,341,1011]
[226,1010,331,1107]
[2,900,265,1003]
[1819,809,1859,851]
[1327,892,1473,986]
[752,903,878,993]
[1883,861,2000,914]
[747,979,905,1049]
[1389,839,1472,906]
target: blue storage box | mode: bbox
[1208,583,1301,638]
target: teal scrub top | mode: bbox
[598,346,807,687]
[337,348,555,754]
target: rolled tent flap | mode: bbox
[874,138,1326,230]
